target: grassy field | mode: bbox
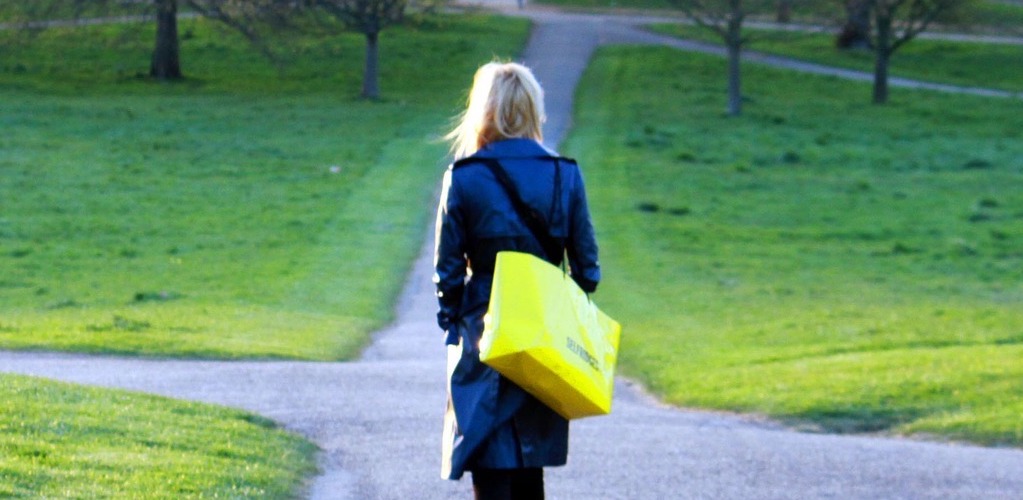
[0,373,317,497]
[948,0,1023,33]
[3,5,1020,491]
[534,0,1023,34]
[1,13,528,497]
[534,0,670,9]
[532,0,1023,93]
[649,24,1023,93]
[565,45,1023,446]
[0,15,529,360]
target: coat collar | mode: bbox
[473,138,557,159]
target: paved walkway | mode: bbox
[4,6,1023,500]
[502,6,1023,99]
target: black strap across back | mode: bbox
[453,155,571,265]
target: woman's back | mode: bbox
[433,62,601,497]
[442,138,597,284]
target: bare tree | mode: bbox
[666,0,778,116]
[5,0,429,97]
[868,0,968,103]
[152,0,292,80]
[4,0,291,81]
[836,0,872,49]
[776,0,793,22]
[307,0,407,99]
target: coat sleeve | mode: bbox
[565,164,601,293]
[433,167,467,338]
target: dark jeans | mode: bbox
[471,467,544,500]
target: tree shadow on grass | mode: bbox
[783,406,931,435]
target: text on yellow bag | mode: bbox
[480,251,621,420]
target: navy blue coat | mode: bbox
[433,138,600,480]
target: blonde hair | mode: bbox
[447,62,546,159]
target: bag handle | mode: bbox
[453,156,565,265]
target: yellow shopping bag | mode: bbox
[480,251,621,420]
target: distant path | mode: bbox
[492,6,1023,99]
[4,4,1023,500]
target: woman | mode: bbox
[433,61,601,499]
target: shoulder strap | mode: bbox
[453,156,565,265]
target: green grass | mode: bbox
[566,45,1023,446]
[650,24,1023,92]
[0,13,528,498]
[0,373,317,497]
[533,0,1023,34]
[0,3,134,23]
[0,15,530,360]
[532,0,1023,92]
[966,1,1023,33]
[533,0,671,9]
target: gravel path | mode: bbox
[4,6,1023,499]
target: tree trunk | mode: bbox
[872,14,891,104]
[726,1,743,117]
[837,0,872,50]
[362,30,380,99]
[726,42,742,116]
[776,0,792,23]
[150,0,182,80]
